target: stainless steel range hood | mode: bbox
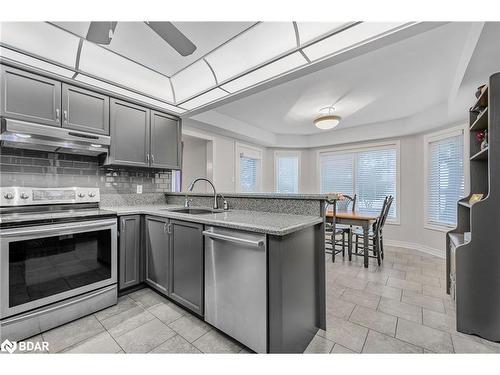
[0,118,110,156]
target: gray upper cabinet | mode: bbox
[0,65,62,127]
[119,215,142,291]
[150,110,181,169]
[62,84,110,135]
[169,220,204,316]
[108,98,150,167]
[145,216,169,295]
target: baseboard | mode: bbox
[385,240,445,259]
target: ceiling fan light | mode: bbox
[314,115,341,130]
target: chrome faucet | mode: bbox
[185,177,219,209]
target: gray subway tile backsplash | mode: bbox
[0,148,172,194]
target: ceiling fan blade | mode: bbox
[146,22,197,56]
[86,22,118,45]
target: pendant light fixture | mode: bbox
[314,106,341,130]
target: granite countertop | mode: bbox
[165,192,341,201]
[107,204,323,236]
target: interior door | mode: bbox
[108,99,150,167]
[62,84,110,135]
[150,110,181,169]
[0,65,62,127]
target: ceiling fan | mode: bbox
[86,21,197,56]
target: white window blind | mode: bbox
[276,154,299,193]
[427,132,465,227]
[240,156,258,192]
[320,146,398,219]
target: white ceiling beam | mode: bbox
[447,22,485,108]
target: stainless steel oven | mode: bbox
[0,218,117,319]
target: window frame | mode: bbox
[423,125,468,232]
[235,142,263,193]
[317,140,401,224]
[274,150,301,193]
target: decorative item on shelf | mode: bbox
[476,130,489,150]
[469,193,484,205]
[475,84,487,99]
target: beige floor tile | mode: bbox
[362,330,423,353]
[355,271,389,285]
[168,315,212,343]
[387,277,422,293]
[148,303,183,325]
[101,306,155,338]
[378,297,422,323]
[423,284,449,299]
[422,309,456,333]
[405,272,440,287]
[330,344,355,353]
[42,315,104,353]
[396,318,453,353]
[451,335,495,353]
[349,305,397,337]
[341,288,381,309]
[128,288,170,309]
[304,335,334,353]
[365,282,402,300]
[192,330,242,353]
[326,298,356,320]
[402,290,445,313]
[150,334,201,353]
[319,316,368,353]
[63,331,122,354]
[115,319,176,353]
[331,275,368,291]
[95,296,138,321]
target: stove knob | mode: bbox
[88,192,96,198]
[20,192,29,200]
[77,192,86,198]
[3,192,14,200]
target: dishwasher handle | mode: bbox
[202,230,265,248]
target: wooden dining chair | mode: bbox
[325,195,356,263]
[352,196,393,265]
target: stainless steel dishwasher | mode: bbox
[203,226,267,353]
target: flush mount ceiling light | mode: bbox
[314,106,341,130]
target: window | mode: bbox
[275,152,299,193]
[426,130,465,227]
[237,143,262,192]
[320,144,398,220]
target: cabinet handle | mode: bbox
[164,222,168,233]
[167,223,172,234]
[146,154,150,164]
[63,110,68,123]
[56,109,60,121]
[151,154,155,164]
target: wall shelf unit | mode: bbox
[447,72,500,342]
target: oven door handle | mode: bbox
[0,218,117,237]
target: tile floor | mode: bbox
[305,246,500,354]
[17,245,500,354]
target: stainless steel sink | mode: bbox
[161,207,224,215]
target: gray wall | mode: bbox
[0,148,172,194]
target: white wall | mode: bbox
[181,135,208,192]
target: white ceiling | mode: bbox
[51,21,254,76]
[205,23,485,137]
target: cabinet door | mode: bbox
[0,65,61,127]
[169,220,204,315]
[145,216,169,295]
[62,84,110,135]
[119,215,142,291]
[108,99,150,167]
[150,110,181,169]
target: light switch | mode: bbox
[136,185,143,194]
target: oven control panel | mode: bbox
[0,187,100,206]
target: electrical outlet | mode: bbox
[136,185,143,194]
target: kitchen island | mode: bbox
[104,196,327,353]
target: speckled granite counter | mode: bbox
[107,204,323,236]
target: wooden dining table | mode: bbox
[326,210,377,268]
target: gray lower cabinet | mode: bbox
[108,99,150,167]
[119,215,142,291]
[62,84,110,135]
[0,65,62,127]
[150,110,181,169]
[145,216,169,295]
[169,220,204,315]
